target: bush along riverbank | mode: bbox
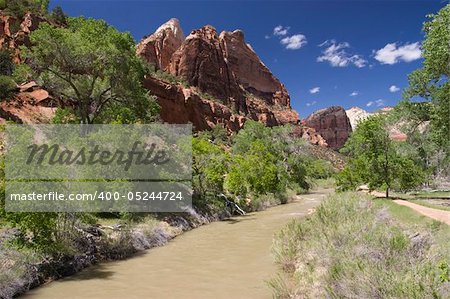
[0,189,306,298]
[270,192,450,298]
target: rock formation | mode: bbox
[346,106,408,141]
[138,20,299,132]
[0,12,45,62]
[136,18,184,70]
[346,106,371,131]
[0,81,57,124]
[304,106,352,150]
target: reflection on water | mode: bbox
[23,190,331,299]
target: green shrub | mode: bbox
[306,158,335,179]
[0,75,16,100]
[11,63,32,84]
[52,108,80,124]
[50,5,66,24]
[0,49,14,76]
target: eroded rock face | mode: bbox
[143,76,245,132]
[304,106,352,150]
[168,25,245,112]
[136,18,185,70]
[219,30,291,107]
[139,21,299,131]
[0,13,45,62]
[0,81,56,124]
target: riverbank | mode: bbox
[0,207,224,298]
[1,189,322,298]
[20,189,330,299]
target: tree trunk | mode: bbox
[386,187,389,198]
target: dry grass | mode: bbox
[270,192,450,298]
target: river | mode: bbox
[22,189,331,299]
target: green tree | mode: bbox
[0,49,14,76]
[404,5,450,151]
[23,17,159,124]
[50,5,67,24]
[192,137,229,198]
[0,75,16,99]
[4,0,48,17]
[338,115,424,197]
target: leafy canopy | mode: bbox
[404,5,450,150]
[337,115,424,196]
[24,17,159,124]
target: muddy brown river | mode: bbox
[22,189,331,299]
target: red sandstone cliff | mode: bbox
[304,106,352,150]
[137,20,299,132]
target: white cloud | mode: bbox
[306,101,317,107]
[273,25,290,36]
[389,85,400,93]
[350,91,359,97]
[317,40,367,68]
[374,42,421,65]
[309,87,320,94]
[281,34,307,50]
[264,35,271,39]
[366,99,385,107]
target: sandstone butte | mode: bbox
[137,19,299,132]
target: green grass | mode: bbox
[412,191,450,199]
[409,199,450,212]
[312,177,336,189]
[270,192,450,298]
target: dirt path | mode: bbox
[393,200,450,225]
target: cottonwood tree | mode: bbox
[24,17,159,124]
[337,115,424,197]
[404,4,450,152]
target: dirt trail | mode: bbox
[393,200,450,225]
[22,189,333,299]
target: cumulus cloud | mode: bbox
[374,42,421,65]
[281,34,307,50]
[309,87,320,94]
[350,91,359,97]
[366,99,385,107]
[273,25,290,36]
[389,85,400,93]
[317,40,367,68]
[306,101,317,107]
[270,25,307,50]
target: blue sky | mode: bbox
[51,0,447,118]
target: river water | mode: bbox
[22,189,330,299]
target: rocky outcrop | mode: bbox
[304,106,352,150]
[219,30,291,107]
[346,106,408,141]
[139,21,299,131]
[143,76,246,131]
[0,13,45,62]
[168,25,244,110]
[346,106,371,131]
[136,18,184,70]
[0,81,57,124]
